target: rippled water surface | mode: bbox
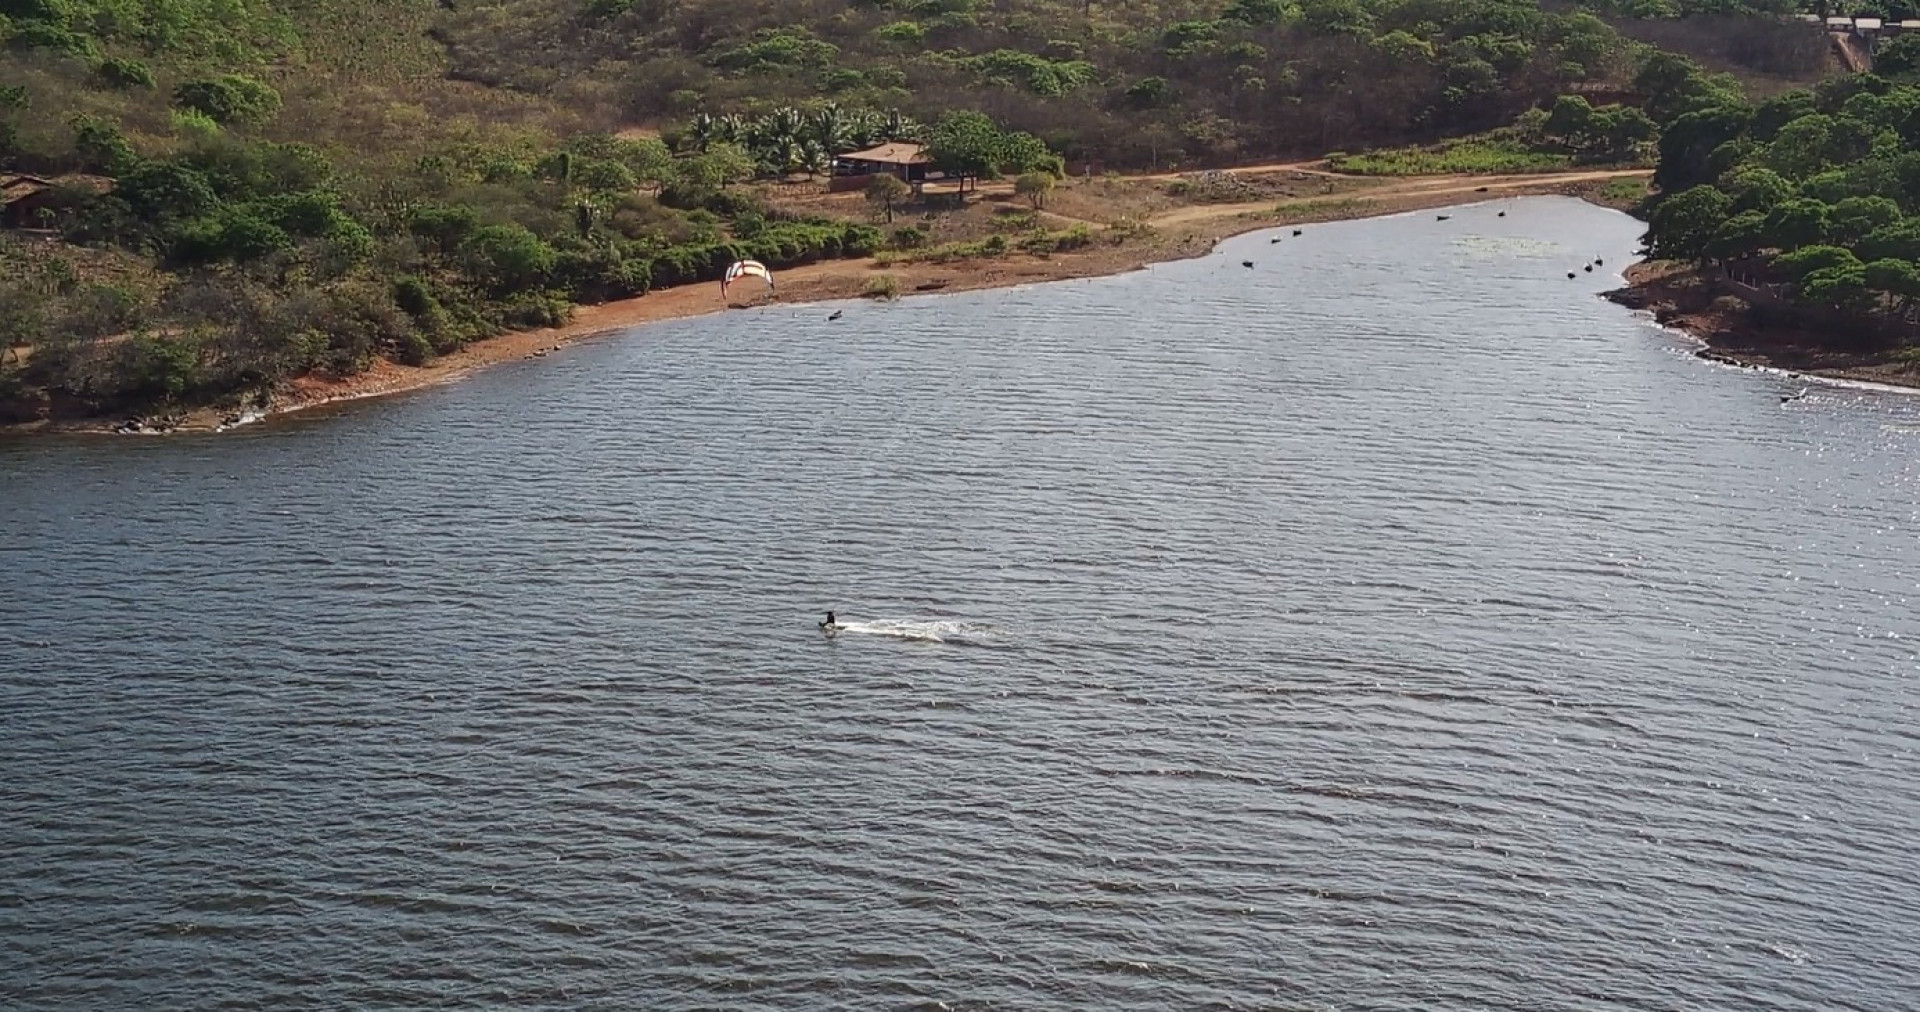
[6,197,1920,1010]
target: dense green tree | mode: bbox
[172,209,291,264]
[1591,105,1658,159]
[460,224,556,293]
[1545,95,1594,139]
[1812,73,1890,114]
[1827,195,1902,244]
[1799,263,1876,312]
[1635,52,1739,124]
[1772,244,1859,280]
[1879,35,1920,80]
[573,159,636,192]
[1864,257,1920,308]
[996,131,1058,175]
[1760,198,1832,250]
[115,161,218,224]
[1859,218,1920,261]
[408,203,480,256]
[1706,209,1768,260]
[1761,114,1838,180]
[1656,105,1753,193]
[675,142,755,190]
[1647,184,1732,261]
[70,114,134,174]
[926,111,1004,180]
[1298,0,1372,36]
[1719,165,1795,214]
[1750,90,1816,142]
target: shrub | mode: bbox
[459,224,557,294]
[392,275,457,347]
[875,21,925,45]
[392,329,433,366]
[173,75,282,126]
[842,223,882,256]
[497,292,572,329]
[116,335,202,406]
[552,243,654,301]
[169,108,222,140]
[408,203,480,255]
[11,21,97,59]
[116,161,216,224]
[708,28,839,73]
[96,57,155,90]
[1014,171,1056,209]
[170,210,292,265]
[1126,76,1171,109]
[71,115,135,174]
[1329,139,1570,175]
[573,158,636,192]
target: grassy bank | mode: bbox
[4,165,1655,436]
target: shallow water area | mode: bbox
[5,196,1920,1010]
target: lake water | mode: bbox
[5,196,1919,1010]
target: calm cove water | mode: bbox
[4,196,1919,1011]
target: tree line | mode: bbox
[0,103,887,418]
[0,0,1846,420]
[1643,63,1920,336]
[439,0,1720,169]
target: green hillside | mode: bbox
[446,0,1631,164]
[0,0,1835,420]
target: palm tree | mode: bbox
[752,107,808,175]
[766,106,806,141]
[810,102,852,155]
[881,109,921,143]
[800,141,832,180]
[686,112,717,152]
[845,108,883,148]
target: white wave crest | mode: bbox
[831,618,995,645]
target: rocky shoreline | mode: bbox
[1607,261,1920,392]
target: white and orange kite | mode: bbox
[721,259,773,295]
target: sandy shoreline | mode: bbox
[7,167,1650,437]
[1608,261,1920,392]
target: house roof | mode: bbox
[1,179,47,205]
[1,173,114,206]
[837,142,929,166]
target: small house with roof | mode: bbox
[2,173,114,229]
[833,142,931,183]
